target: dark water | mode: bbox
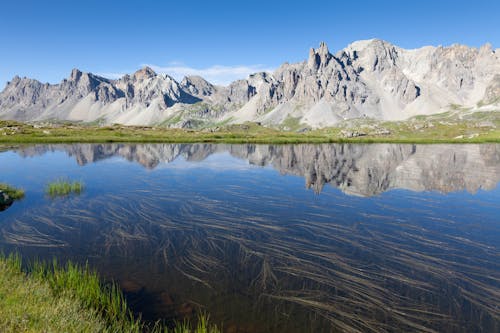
[0,143,499,333]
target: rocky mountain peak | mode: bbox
[181,75,216,97]
[133,66,157,81]
[5,75,23,87]
[69,68,83,81]
[308,41,333,70]
[318,41,330,56]
[480,43,493,51]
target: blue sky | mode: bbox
[1,0,499,87]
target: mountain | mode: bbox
[13,143,500,197]
[1,39,499,128]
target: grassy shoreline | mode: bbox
[0,254,220,333]
[0,184,25,200]
[1,118,499,144]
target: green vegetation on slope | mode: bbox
[0,109,499,144]
[0,253,221,333]
[46,178,84,197]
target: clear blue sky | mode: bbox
[1,0,499,87]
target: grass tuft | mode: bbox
[46,178,84,197]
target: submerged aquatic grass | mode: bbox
[2,143,499,332]
[0,253,221,333]
[46,178,84,197]
[0,183,25,200]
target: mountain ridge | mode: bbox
[1,39,499,129]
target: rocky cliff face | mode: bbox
[14,143,500,196]
[1,40,499,128]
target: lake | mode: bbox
[0,143,499,332]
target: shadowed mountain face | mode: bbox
[1,40,499,128]
[12,143,500,196]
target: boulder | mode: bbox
[0,190,13,211]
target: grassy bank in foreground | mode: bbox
[0,254,220,333]
[0,112,499,144]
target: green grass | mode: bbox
[46,179,84,197]
[0,253,221,333]
[0,112,499,144]
[0,183,25,200]
[280,116,302,131]
[160,114,183,127]
[0,254,111,332]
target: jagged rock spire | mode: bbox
[70,68,83,81]
[308,41,332,70]
[308,48,318,69]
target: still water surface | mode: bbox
[0,144,499,332]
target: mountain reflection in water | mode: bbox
[12,143,500,196]
[0,143,499,333]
